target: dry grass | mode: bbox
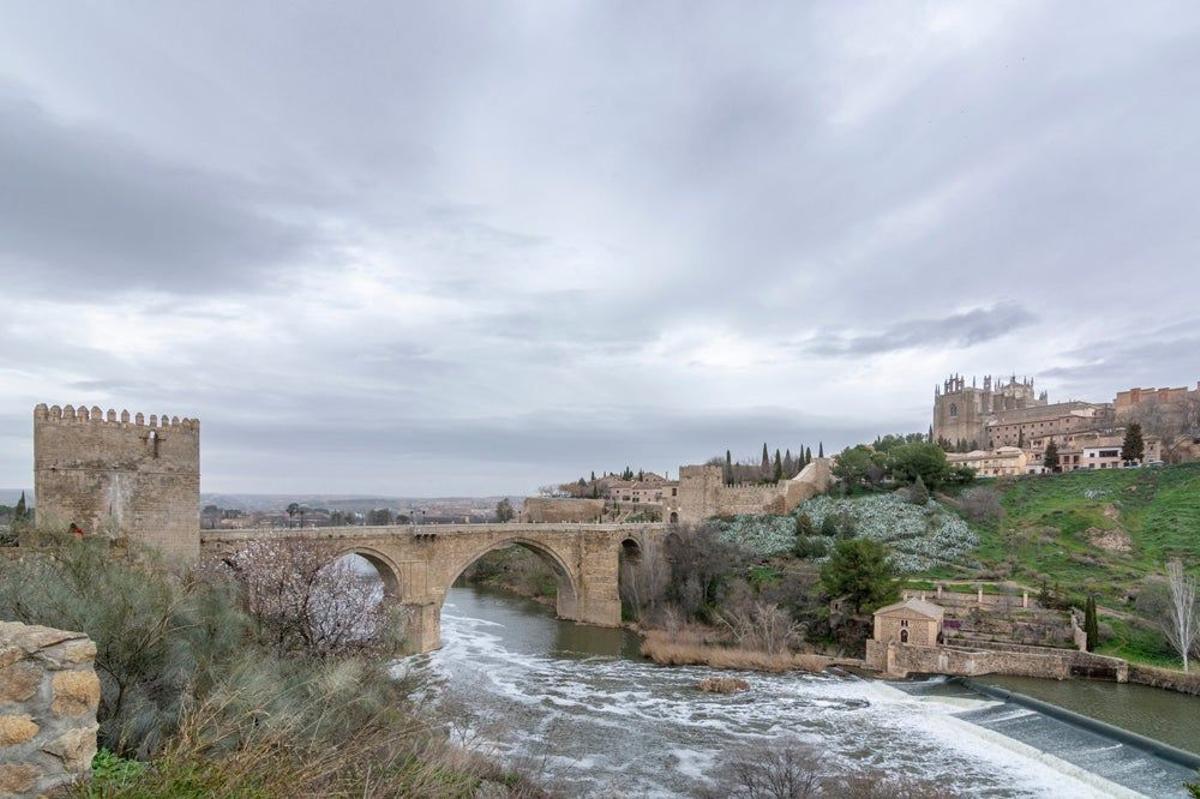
[697,676,750,694]
[641,629,833,673]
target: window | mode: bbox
[949,403,958,417]
[900,629,909,644]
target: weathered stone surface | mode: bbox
[0,714,39,746]
[0,662,41,702]
[39,639,97,669]
[42,725,99,771]
[50,671,100,717]
[33,403,200,562]
[0,763,38,794]
[0,622,99,798]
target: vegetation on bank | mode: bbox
[0,536,543,799]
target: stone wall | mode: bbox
[1128,663,1200,697]
[521,498,605,523]
[33,404,200,562]
[0,622,99,798]
[672,459,833,524]
[865,640,1128,681]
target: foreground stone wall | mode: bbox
[0,622,99,798]
[1128,663,1200,697]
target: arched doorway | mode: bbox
[669,511,679,524]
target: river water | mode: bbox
[403,585,1198,798]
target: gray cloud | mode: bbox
[0,3,1198,494]
[0,87,321,295]
[807,303,1036,356]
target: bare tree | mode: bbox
[718,600,805,655]
[1165,560,1198,672]
[212,539,405,659]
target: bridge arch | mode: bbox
[445,536,581,620]
[335,545,403,597]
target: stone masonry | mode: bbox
[667,458,834,524]
[202,522,666,653]
[0,622,100,798]
[33,404,200,562]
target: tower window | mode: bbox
[949,403,958,417]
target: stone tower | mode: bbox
[33,404,200,562]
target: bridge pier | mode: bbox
[402,602,442,655]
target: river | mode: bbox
[401,585,1199,798]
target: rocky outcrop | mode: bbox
[0,621,99,797]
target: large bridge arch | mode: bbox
[444,536,581,619]
[336,546,403,597]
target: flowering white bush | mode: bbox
[715,493,979,574]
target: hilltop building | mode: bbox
[932,374,1051,449]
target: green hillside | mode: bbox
[959,462,1200,603]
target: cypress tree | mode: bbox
[773,449,783,482]
[14,491,26,520]
[1043,440,1059,471]
[1121,423,1145,464]
[784,449,795,476]
[818,442,824,458]
[1084,595,1100,652]
[761,443,770,475]
[805,446,812,464]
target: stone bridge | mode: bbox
[200,522,668,653]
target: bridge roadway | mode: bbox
[201,522,668,653]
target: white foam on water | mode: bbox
[423,592,1181,797]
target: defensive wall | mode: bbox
[32,404,199,562]
[521,497,605,523]
[670,458,834,524]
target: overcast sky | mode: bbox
[2,2,1198,495]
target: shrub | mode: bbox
[960,486,1004,523]
[906,475,930,505]
[0,537,247,757]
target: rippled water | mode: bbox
[402,586,1193,798]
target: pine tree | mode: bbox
[1043,440,1059,471]
[908,475,929,505]
[1121,423,1145,464]
[773,449,783,482]
[1084,595,1100,652]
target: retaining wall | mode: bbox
[0,621,100,797]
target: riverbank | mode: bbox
[639,627,841,671]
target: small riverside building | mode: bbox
[872,598,944,646]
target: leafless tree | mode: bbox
[211,539,405,659]
[718,600,805,655]
[1127,395,1200,462]
[1164,559,1198,672]
[619,537,669,619]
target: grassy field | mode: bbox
[953,462,1200,606]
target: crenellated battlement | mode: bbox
[34,403,199,431]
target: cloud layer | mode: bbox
[1,2,1198,494]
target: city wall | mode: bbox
[521,497,605,523]
[673,459,833,524]
[0,622,100,798]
